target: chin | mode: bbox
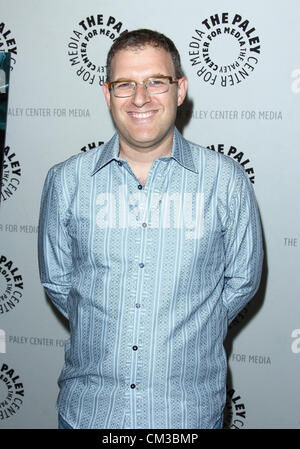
[130,139,158,150]
[126,132,160,148]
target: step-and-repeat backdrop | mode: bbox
[0,0,299,429]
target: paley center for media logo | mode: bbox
[0,254,24,314]
[67,13,128,86]
[207,143,255,184]
[188,12,261,87]
[224,387,247,429]
[0,362,24,420]
[80,140,104,152]
[0,21,17,69]
[1,146,22,202]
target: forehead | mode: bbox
[110,45,175,79]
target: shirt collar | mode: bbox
[91,133,120,175]
[171,128,198,173]
[91,127,198,175]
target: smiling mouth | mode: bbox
[128,110,157,120]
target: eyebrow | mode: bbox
[113,73,169,82]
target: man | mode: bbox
[38,29,263,429]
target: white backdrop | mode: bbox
[0,0,299,429]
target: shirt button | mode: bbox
[130,384,136,389]
[135,303,141,308]
[142,222,147,228]
[117,161,123,166]
[138,184,143,190]
[132,345,138,351]
[139,263,144,268]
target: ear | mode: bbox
[102,83,111,109]
[177,77,188,107]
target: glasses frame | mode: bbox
[106,75,179,98]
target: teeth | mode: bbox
[131,111,154,118]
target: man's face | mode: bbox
[103,45,187,153]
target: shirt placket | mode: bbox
[122,159,169,429]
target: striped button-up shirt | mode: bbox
[38,128,263,429]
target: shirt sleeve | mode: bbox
[38,165,72,319]
[222,168,264,324]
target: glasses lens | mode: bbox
[111,77,173,97]
[113,81,135,97]
[147,77,170,94]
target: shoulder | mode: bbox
[44,142,111,190]
[182,134,249,183]
[48,144,103,176]
[41,144,107,202]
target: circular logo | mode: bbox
[228,305,249,331]
[207,143,255,184]
[67,14,128,86]
[0,22,17,69]
[1,146,22,202]
[0,255,23,314]
[224,387,247,428]
[188,12,261,87]
[0,362,24,419]
[80,140,104,152]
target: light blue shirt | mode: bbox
[38,128,263,429]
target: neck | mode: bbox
[118,130,174,186]
[118,129,174,165]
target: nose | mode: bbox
[131,82,151,107]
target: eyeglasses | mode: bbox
[106,75,178,98]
